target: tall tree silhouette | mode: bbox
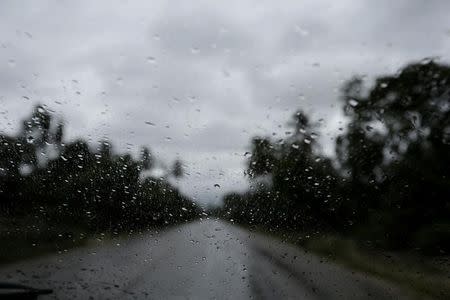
[337,60,450,250]
[1,105,200,236]
[219,59,450,253]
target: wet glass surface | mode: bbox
[1,1,449,299]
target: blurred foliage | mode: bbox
[216,59,450,255]
[171,159,184,179]
[0,105,200,238]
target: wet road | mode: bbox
[0,220,409,299]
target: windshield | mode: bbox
[1,1,449,299]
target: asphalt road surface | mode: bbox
[0,219,411,299]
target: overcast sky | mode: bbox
[1,0,449,205]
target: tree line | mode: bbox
[216,59,450,254]
[0,106,200,234]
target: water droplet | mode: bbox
[214,183,220,188]
[146,56,156,64]
[145,121,156,126]
[442,133,450,145]
[420,57,434,65]
[26,136,34,144]
[291,143,299,149]
[7,59,16,67]
[348,99,359,107]
[303,138,311,144]
[294,25,309,37]
[222,69,230,77]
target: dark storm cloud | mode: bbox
[1,0,449,204]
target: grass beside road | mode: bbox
[282,233,450,299]
[0,235,88,266]
[303,235,450,300]
[0,216,90,266]
[244,224,450,300]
